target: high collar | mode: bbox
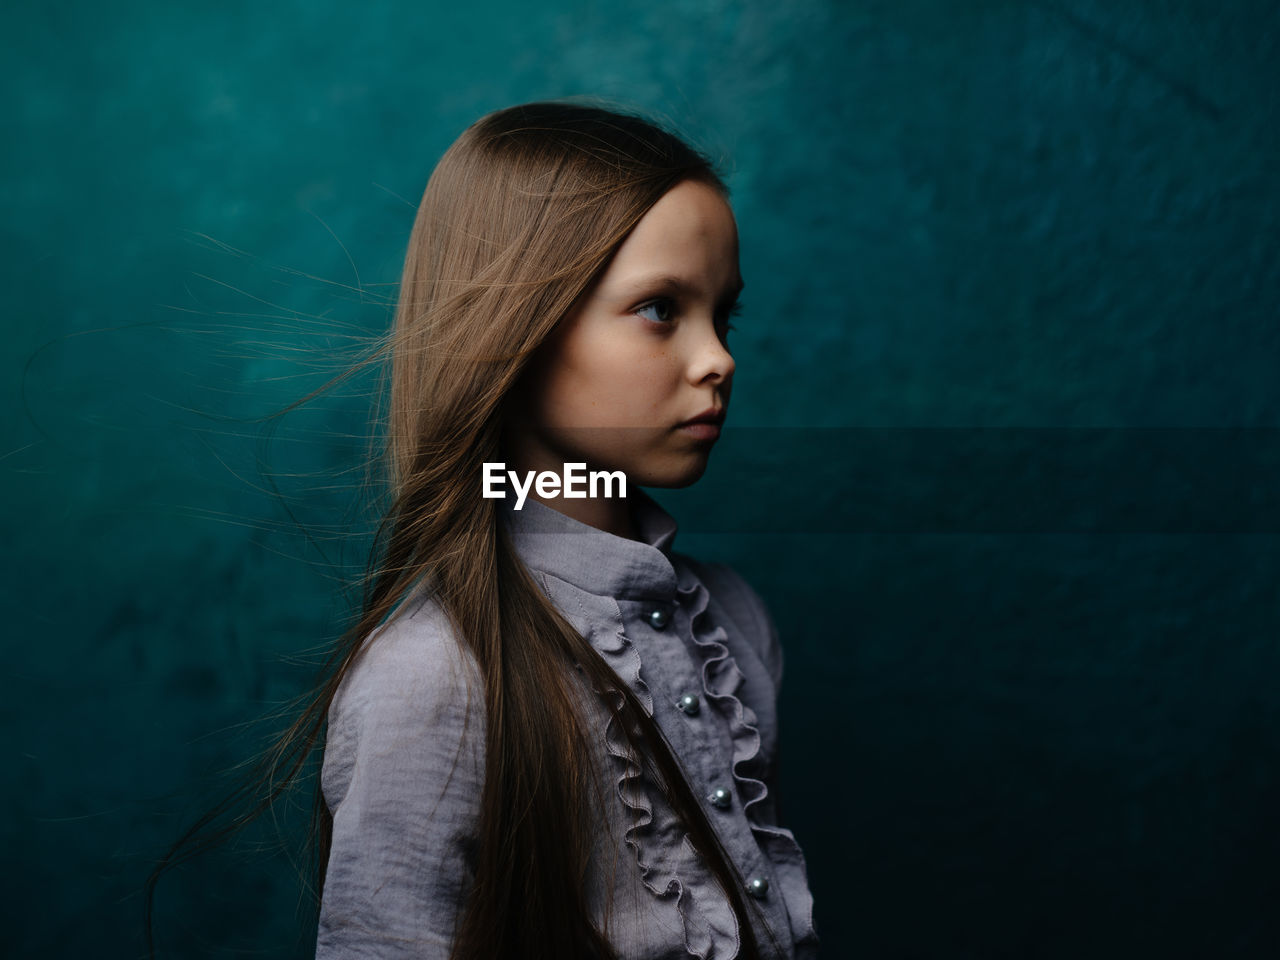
[499,487,680,601]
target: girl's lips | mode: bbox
[678,421,721,441]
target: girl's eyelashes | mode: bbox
[725,300,744,330]
[634,297,743,331]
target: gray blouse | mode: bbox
[316,487,821,958]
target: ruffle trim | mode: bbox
[676,565,821,952]
[596,611,743,955]
[540,571,739,958]
[539,568,818,957]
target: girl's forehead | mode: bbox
[595,183,740,293]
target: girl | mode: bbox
[148,98,820,960]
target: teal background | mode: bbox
[4,0,1279,956]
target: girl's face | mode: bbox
[504,178,742,497]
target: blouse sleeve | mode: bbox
[315,604,486,959]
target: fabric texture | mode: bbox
[315,487,821,959]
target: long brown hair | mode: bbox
[145,97,783,959]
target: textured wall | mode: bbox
[3,1,1278,956]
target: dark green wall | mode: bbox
[4,1,1278,956]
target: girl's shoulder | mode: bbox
[673,553,785,690]
[320,591,486,816]
[329,591,484,733]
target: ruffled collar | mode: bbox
[499,486,680,601]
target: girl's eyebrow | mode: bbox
[616,272,745,305]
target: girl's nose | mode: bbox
[690,334,735,384]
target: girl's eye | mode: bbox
[634,298,744,332]
[635,298,675,325]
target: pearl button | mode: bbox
[648,608,669,629]
[678,693,700,716]
[747,876,769,898]
[709,786,732,809]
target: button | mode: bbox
[648,608,670,629]
[709,786,732,809]
[677,693,700,716]
[747,876,769,898]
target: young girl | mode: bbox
[148,98,820,960]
